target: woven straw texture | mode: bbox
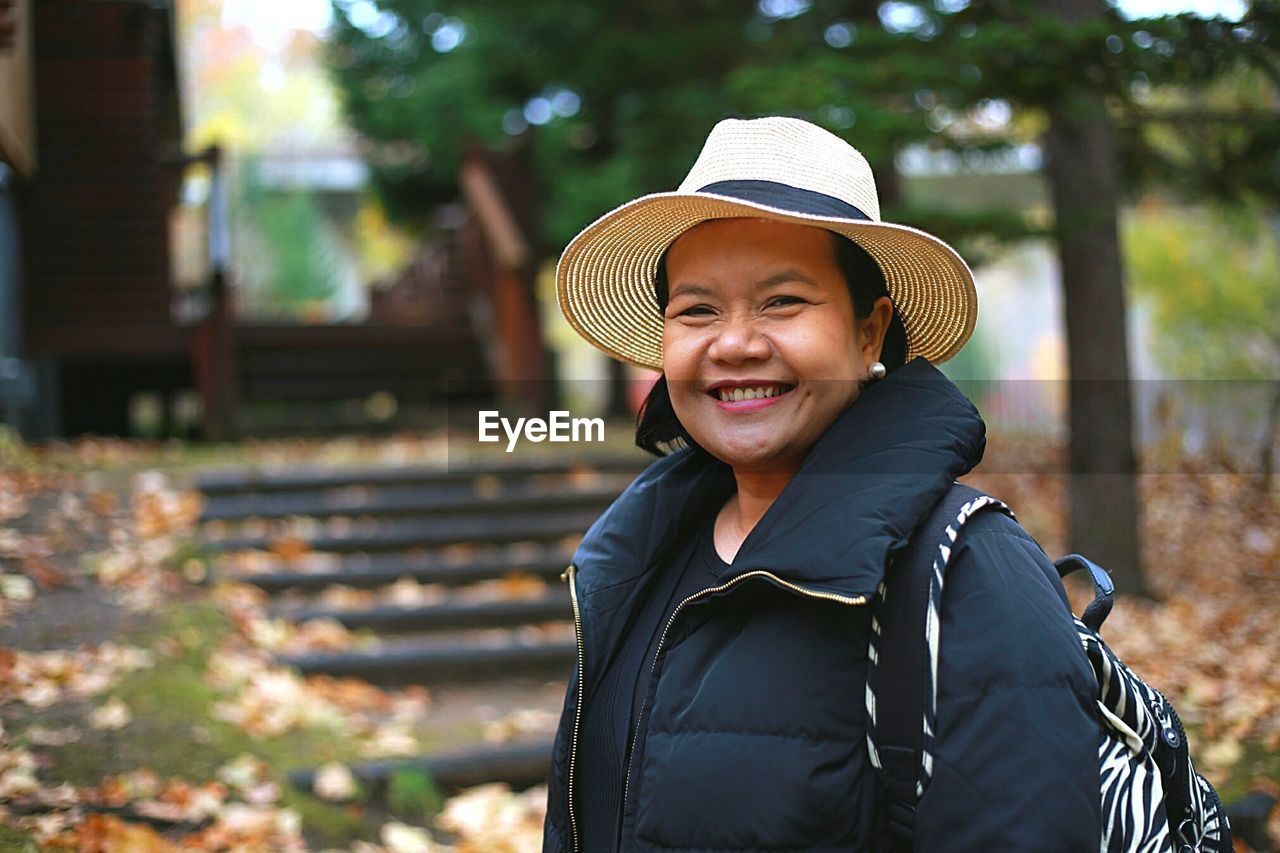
[555,117,977,370]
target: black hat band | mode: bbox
[697,180,872,222]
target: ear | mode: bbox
[859,296,894,364]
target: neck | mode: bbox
[725,464,798,538]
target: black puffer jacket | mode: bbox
[542,357,1102,852]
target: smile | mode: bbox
[708,383,797,412]
[710,384,795,402]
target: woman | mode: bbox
[542,116,1100,851]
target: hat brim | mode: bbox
[556,190,978,371]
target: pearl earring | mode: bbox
[869,361,886,380]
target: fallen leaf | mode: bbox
[313,762,357,802]
[88,697,132,730]
[382,820,440,851]
[216,753,269,793]
[25,724,82,746]
[0,573,35,602]
[269,536,312,560]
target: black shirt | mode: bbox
[575,506,734,851]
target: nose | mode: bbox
[708,312,772,364]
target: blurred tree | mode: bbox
[177,0,421,319]
[235,158,343,319]
[324,0,764,239]
[353,197,419,282]
[733,0,1277,595]
[1124,200,1280,484]
[178,0,349,151]
[1126,201,1278,380]
[324,0,1279,593]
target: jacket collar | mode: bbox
[570,356,986,603]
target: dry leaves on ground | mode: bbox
[434,782,547,852]
[206,582,435,757]
[0,743,306,851]
[971,442,1280,795]
[0,643,155,710]
[1101,472,1280,771]
[79,471,203,613]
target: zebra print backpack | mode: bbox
[868,483,1232,852]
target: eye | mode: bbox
[676,304,714,317]
[767,295,804,308]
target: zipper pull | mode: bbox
[560,563,575,583]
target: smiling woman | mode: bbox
[660,220,895,557]
[649,222,905,448]
[541,116,1106,853]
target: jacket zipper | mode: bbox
[617,570,867,842]
[562,562,584,853]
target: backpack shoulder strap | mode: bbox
[867,481,1013,844]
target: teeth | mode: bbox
[717,385,790,402]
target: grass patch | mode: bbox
[387,767,448,822]
[0,824,39,852]
[23,597,374,848]
[160,538,216,584]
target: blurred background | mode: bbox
[0,0,1277,849]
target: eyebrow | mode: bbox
[668,268,820,300]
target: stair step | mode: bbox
[216,549,571,593]
[204,510,599,554]
[279,637,577,685]
[288,739,554,794]
[196,457,645,495]
[200,481,625,523]
[283,593,572,632]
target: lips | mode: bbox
[708,383,796,402]
[705,381,797,413]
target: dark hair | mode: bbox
[635,230,908,457]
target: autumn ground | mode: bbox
[0,425,1277,850]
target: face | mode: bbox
[662,217,892,475]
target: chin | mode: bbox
[705,437,803,472]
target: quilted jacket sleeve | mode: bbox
[912,509,1102,851]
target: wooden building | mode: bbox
[0,0,35,428]
[1,0,185,438]
[1,0,546,440]
[227,138,549,437]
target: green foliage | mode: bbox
[323,0,1279,255]
[325,0,755,244]
[235,156,343,317]
[0,825,39,852]
[386,767,447,819]
[1123,200,1279,379]
[1117,62,1280,208]
[0,423,35,471]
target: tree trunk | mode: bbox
[1039,1,1148,597]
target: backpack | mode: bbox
[867,482,1233,852]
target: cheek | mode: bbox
[661,327,706,381]
[778,316,862,374]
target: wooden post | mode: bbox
[460,143,547,415]
[189,144,238,441]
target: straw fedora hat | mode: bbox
[555,115,978,371]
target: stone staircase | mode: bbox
[195,454,647,793]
